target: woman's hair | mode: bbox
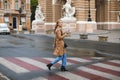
[54,20,61,33]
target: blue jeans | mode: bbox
[51,53,67,67]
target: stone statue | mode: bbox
[35,4,45,21]
[61,0,76,22]
[32,4,45,34]
[62,0,75,17]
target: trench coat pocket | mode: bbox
[53,48,59,56]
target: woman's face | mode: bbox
[58,20,63,27]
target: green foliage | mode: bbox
[31,0,38,8]
[31,0,38,22]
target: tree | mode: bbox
[31,0,38,22]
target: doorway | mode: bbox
[12,17,17,29]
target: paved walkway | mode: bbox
[14,29,120,43]
[64,29,120,43]
[1,29,119,80]
[43,29,120,43]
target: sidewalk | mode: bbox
[65,29,120,43]
[12,29,120,43]
[44,29,120,43]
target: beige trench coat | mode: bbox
[53,28,66,56]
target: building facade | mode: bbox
[39,0,96,22]
[39,0,120,29]
[96,0,120,23]
[96,0,120,29]
[0,0,31,31]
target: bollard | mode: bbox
[98,36,108,42]
[80,34,88,39]
[30,30,35,34]
[46,29,54,34]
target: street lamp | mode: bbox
[18,7,22,25]
[87,0,92,21]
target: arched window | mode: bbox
[4,0,8,9]
[15,0,19,10]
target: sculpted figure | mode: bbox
[62,0,75,17]
[35,4,45,21]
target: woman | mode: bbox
[46,20,69,71]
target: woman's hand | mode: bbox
[64,32,70,37]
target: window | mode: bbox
[4,17,9,22]
[21,17,25,25]
[21,2,24,11]
[15,0,19,10]
[4,1,7,9]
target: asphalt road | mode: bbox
[0,34,120,80]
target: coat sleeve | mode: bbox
[56,29,66,40]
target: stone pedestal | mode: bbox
[97,22,120,30]
[61,17,77,23]
[61,17,77,34]
[98,35,108,42]
[107,23,120,30]
[30,30,35,34]
[32,20,45,34]
[45,23,55,34]
[80,34,88,39]
[76,21,97,34]
[62,22,76,33]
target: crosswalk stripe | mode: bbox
[71,69,109,80]
[33,57,51,64]
[44,58,72,65]
[93,63,120,72]
[67,58,80,64]
[30,77,48,80]
[33,57,59,68]
[44,74,68,80]
[0,57,29,73]
[88,65,120,76]
[91,57,104,60]
[56,72,89,80]
[103,61,120,67]
[16,57,48,70]
[5,58,41,71]
[68,57,91,62]
[109,60,120,64]
[78,67,120,80]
